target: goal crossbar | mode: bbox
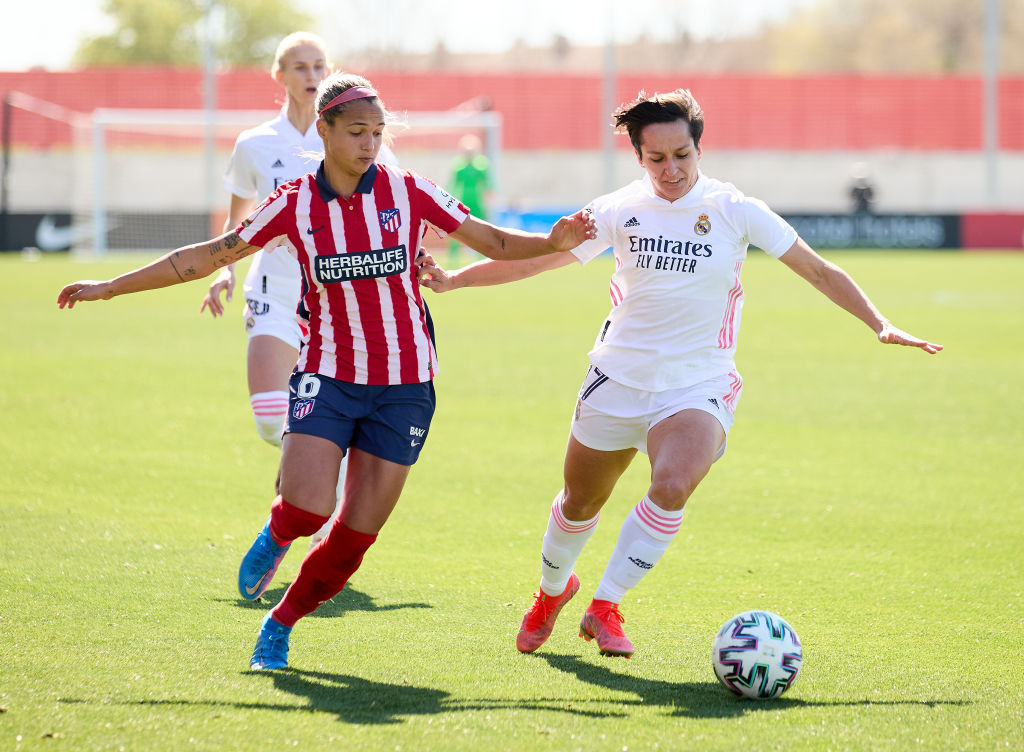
[83,108,502,254]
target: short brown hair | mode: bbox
[613,89,705,155]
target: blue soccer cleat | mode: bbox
[250,613,291,670]
[238,518,291,600]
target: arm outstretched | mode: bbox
[57,231,259,309]
[447,210,595,261]
[417,250,578,293]
[778,237,943,354]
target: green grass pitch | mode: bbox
[1,249,1021,750]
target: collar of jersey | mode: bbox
[642,171,707,207]
[315,161,378,203]
[271,107,320,141]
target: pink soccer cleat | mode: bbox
[516,573,581,653]
[579,599,635,658]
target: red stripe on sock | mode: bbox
[635,499,682,536]
[552,500,599,534]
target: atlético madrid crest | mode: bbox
[694,213,711,236]
[292,399,315,420]
[379,208,401,233]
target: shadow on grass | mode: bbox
[259,668,620,722]
[60,670,446,725]
[62,667,615,725]
[535,653,972,718]
[258,668,448,724]
[59,652,971,726]
[229,582,432,618]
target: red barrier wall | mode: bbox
[3,69,1023,152]
[961,213,1024,249]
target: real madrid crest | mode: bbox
[694,213,711,236]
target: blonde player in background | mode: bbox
[418,88,942,659]
[198,33,397,547]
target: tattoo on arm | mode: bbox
[168,254,185,282]
[208,239,222,257]
[212,235,253,268]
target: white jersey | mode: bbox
[224,108,398,303]
[571,172,797,392]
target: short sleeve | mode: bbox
[414,174,470,237]
[743,197,797,258]
[223,139,259,199]
[235,189,292,251]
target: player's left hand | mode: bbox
[57,281,114,309]
[877,322,943,354]
[548,209,597,252]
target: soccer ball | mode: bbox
[712,610,803,699]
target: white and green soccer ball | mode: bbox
[712,610,803,699]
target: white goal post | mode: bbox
[77,107,503,255]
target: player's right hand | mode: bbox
[549,208,597,252]
[57,281,113,309]
[416,253,455,293]
[199,267,235,317]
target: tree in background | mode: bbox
[68,0,1024,74]
[74,0,313,67]
[763,0,1023,74]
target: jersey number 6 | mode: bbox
[297,373,321,399]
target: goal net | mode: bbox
[2,92,501,255]
[77,107,502,255]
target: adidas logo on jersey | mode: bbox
[271,158,285,169]
[624,216,640,228]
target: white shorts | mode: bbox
[242,293,305,349]
[570,366,742,459]
[241,249,304,348]
[242,276,304,350]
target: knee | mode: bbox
[250,391,289,447]
[253,414,285,447]
[560,488,607,522]
[647,475,699,510]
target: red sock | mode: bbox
[267,495,330,545]
[271,521,378,627]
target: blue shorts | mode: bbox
[284,372,436,466]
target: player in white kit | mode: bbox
[417,88,942,658]
[198,33,395,546]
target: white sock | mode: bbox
[250,391,289,447]
[539,491,599,596]
[593,496,684,604]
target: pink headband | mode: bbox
[318,86,378,115]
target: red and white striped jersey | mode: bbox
[237,162,468,385]
[223,108,399,307]
[570,172,797,391]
